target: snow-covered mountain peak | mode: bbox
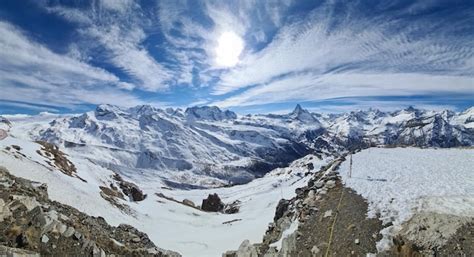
[6,104,474,187]
[289,104,318,123]
[185,106,237,121]
[94,104,126,120]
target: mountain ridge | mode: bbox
[2,104,473,187]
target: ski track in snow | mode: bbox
[339,147,474,251]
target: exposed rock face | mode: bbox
[223,200,241,214]
[201,193,224,212]
[113,174,147,202]
[35,141,85,182]
[0,166,180,257]
[274,199,290,222]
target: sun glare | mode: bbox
[215,31,244,67]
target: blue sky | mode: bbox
[0,0,473,115]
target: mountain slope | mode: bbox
[4,105,474,187]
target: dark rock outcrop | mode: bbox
[201,193,224,212]
[113,173,147,202]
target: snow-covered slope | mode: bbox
[0,134,334,257]
[14,105,318,187]
[4,105,474,187]
[339,147,474,251]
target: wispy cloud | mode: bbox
[0,21,144,108]
[213,1,473,105]
[213,72,474,108]
[0,0,472,114]
[45,1,173,91]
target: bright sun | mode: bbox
[215,31,244,67]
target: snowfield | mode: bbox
[339,147,474,251]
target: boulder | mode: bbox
[182,199,195,208]
[201,194,224,212]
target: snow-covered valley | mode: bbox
[0,104,473,256]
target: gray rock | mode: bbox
[41,234,49,244]
[182,199,195,207]
[323,210,332,218]
[236,240,259,257]
[325,180,336,189]
[73,231,82,240]
[56,222,67,234]
[92,245,101,257]
[63,226,75,237]
[0,199,12,222]
[11,195,41,211]
[311,245,320,255]
[314,181,324,189]
[43,220,59,234]
[0,245,40,257]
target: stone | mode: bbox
[325,180,336,189]
[11,195,41,211]
[314,181,324,189]
[43,220,59,234]
[311,245,320,255]
[0,245,40,257]
[323,210,333,218]
[201,193,224,212]
[63,226,75,237]
[56,222,67,234]
[234,240,259,257]
[73,231,82,240]
[92,245,101,257]
[41,234,49,244]
[182,199,195,207]
[0,199,12,222]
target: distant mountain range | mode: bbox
[2,104,473,187]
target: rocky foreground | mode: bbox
[0,166,180,257]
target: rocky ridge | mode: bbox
[0,166,180,257]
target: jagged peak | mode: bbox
[292,104,304,114]
[289,104,319,124]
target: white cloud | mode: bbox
[45,3,173,92]
[0,21,144,108]
[213,72,474,108]
[213,1,473,99]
